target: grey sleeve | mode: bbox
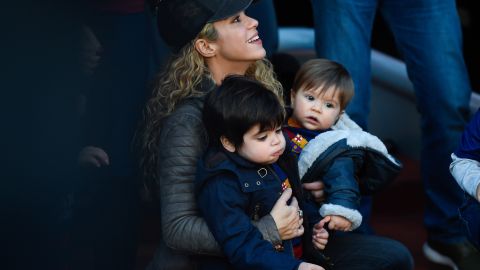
[251,214,282,247]
[158,113,222,256]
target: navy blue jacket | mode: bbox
[286,113,402,230]
[455,108,480,161]
[195,146,323,270]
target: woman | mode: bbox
[141,0,413,269]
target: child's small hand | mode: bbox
[78,146,110,168]
[327,215,352,232]
[312,216,330,250]
[298,262,324,270]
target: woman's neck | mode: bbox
[207,59,252,85]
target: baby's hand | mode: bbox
[298,262,324,270]
[327,215,352,232]
[78,146,109,168]
[312,216,330,250]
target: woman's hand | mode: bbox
[303,181,326,203]
[298,262,325,270]
[270,188,303,240]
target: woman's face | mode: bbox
[211,11,266,64]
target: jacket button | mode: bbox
[244,183,249,187]
[256,181,261,185]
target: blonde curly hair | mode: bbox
[139,22,283,195]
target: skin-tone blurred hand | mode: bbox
[327,215,352,232]
[270,188,304,240]
[78,146,109,168]
[302,181,326,203]
[298,262,325,270]
[312,216,330,250]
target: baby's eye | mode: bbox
[305,95,315,101]
[325,102,335,108]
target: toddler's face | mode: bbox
[236,124,286,165]
[290,86,342,131]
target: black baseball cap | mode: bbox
[157,0,254,52]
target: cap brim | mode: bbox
[208,0,253,22]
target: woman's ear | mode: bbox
[194,38,216,58]
[220,136,236,152]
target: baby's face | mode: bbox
[290,86,342,131]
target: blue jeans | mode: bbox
[460,195,480,249]
[325,232,413,269]
[195,231,413,270]
[312,0,472,242]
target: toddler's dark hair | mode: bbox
[203,75,285,149]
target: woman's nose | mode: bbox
[246,15,259,28]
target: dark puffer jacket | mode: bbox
[147,80,282,270]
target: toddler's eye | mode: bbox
[325,103,335,108]
[257,135,267,141]
[275,128,282,134]
[305,95,315,101]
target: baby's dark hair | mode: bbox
[203,75,285,149]
[292,58,354,110]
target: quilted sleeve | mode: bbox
[157,109,221,255]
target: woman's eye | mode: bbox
[233,16,241,23]
[275,128,282,134]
